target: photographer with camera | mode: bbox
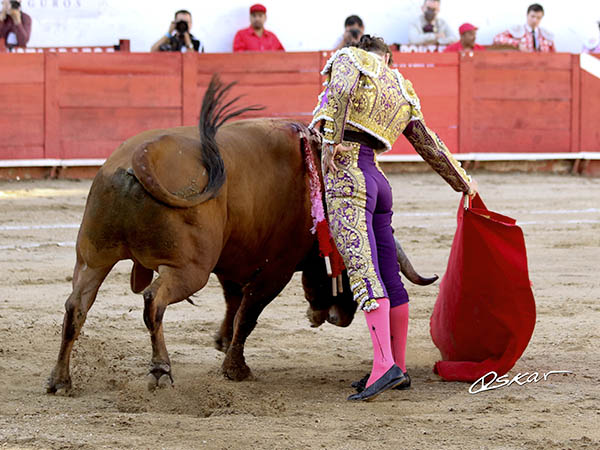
[0,0,32,50]
[334,15,364,50]
[151,9,203,53]
[408,0,456,46]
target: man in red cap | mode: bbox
[233,4,285,52]
[444,23,485,53]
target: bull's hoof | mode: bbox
[146,363,174,391]
[46,369,72,395]
[213,331,231,354]
[222,360,254,381]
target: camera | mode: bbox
[10,1,20,9]
[349,28,361,39]
[175,20,189,34]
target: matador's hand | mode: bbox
[467,178,478,198]
[322,143,352,176]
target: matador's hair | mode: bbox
[357,34,393,66]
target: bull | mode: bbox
[47,76,435,394]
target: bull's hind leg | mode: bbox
[214,277,243,354]
[221,265,295,381]
[143,265,210,390]
[47,258,113,394]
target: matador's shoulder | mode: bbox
[393,73,422,118]
[320,46,383,78]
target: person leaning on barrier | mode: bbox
[493,3,555,52]
[0,0,31,50]
[444,23,485,54]
[408,0,457,46]
[150,9,204,53]
[333,15,364,50]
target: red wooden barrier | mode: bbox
[0,53,44,159]
[461,52,576,153]
[54,52,181,159]
[0,52,599,163]
[4,39,131,54]
[581,69,600,151]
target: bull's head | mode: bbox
[300,244,357,328]
[301,236,438,328]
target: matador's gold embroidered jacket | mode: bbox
[309,46,471,193]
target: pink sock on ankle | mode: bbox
[390,303,409,372]
[364,298,395,388]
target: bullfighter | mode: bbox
[309,35,477,401]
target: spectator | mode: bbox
[493,4,555,52]
[0,0,31,50]
[582,21,600,54]
[408,0,457,46]
[444,23,485,54]
[150,9,204,53]
[233,4,284,52]
[334,15,364,50]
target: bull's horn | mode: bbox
[394,237,438,286]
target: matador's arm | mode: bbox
[400,78,471,193]
[403,119,471,193]
[321,52,361,145]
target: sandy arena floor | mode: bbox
[0,172,599,449]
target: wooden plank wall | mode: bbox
[0,52,599,161]
[580,69,600,151]
[0,54,45,159]
[392,52,460,154]
[464,52,575,153]
[55,53,182,159]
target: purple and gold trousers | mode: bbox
[324,141,409,311]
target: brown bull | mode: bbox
[47,76,435,394]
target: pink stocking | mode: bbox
[390,303,409,372]
[364,298,395,387]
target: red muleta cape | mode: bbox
[430,194,536,382]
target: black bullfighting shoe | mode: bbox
[347,365,406,401]
[394,371,411,390]
[351,373,369,393]
[352,370,411,393]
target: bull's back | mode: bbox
[77,119,313,278]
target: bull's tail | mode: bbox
[198,74,264,199]
[131,75,263,208]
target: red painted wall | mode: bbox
[0,51,598,161]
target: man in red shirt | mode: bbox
[444,23,485,54]
[233,4,284,52]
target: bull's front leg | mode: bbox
[221,297,267,381]
[222,268,294,381]
[214,278,243,354]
